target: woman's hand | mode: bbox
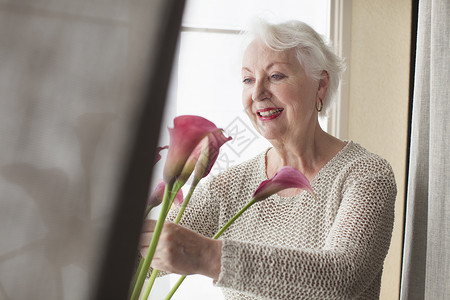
[139,219,222,281]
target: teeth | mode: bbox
[259,109,283,117]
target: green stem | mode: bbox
[130,183,174,300]
[143,180,198,299]
[174,179,198,224]
[165,276,186,300]
[165,198,257,299]
[141,269,159,300]
[128,259,144,299]
[171,179,184,212]
[144,205,152,218]
[212,198,256,239]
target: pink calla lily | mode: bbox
[175,138,205,186]
[193,130,232,182]
[132,115,226,300]
[145,181,184,216]
[154,146,168,165]
[175,129,231,186]
[147,181,166,209]
[172,188,184,206]
[172,130,231,225]
[163,115,220,184]
[148,181,183,207]
[253,166,315,201]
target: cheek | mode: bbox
[281,85,314,108]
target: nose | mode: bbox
[252,79,271,102]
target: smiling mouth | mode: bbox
[257,108,284,120]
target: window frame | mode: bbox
[328,0,351,140]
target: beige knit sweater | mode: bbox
[173,141,397,299]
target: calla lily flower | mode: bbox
[147,181,165,209]
[131,116,224,300]
[154,146,168,165]
[172,130,232,225]
[142,130,231,299]
[193,130,232,183]
[172,189,184,206]
[253,166,315,201]
[174,138,205,186]
[145,181,184,216]
[175,129,231,187]
[163,115,221,184]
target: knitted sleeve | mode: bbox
[215,160,397,299]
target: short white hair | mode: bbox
[243,19,346,115]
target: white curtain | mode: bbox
[0,1,183,299]
[400,0,450,299]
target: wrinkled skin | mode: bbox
[139,219,222,280]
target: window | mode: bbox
[162,0,332,170]
[150,1,350,298]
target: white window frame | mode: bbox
[328,0,352,140]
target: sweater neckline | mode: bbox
[260,140,354,201]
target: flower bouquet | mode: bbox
[128,115,315,300]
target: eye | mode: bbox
[270,73,286,81]
[242,77,253,84]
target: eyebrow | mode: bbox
[241,61,291,73]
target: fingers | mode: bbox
[138,219,157,257]
[139,232,153,247]
[138,222,222,279]
[141,219,157,232]
[139,220,174,256]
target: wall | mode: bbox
[348,0,411,299]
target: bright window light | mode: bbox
[151,1,330,299]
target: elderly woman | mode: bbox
[140,19,396,299]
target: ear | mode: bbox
[317,70,329,100]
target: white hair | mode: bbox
[243,19,346,115]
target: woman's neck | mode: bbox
[265,128,345,183]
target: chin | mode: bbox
[256,127,281,141]
[249,117,281,140]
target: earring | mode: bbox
[315,98,323,112]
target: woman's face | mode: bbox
[241,39,322,143]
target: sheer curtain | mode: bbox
[400,0,450,299]
[0,1,184,299]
